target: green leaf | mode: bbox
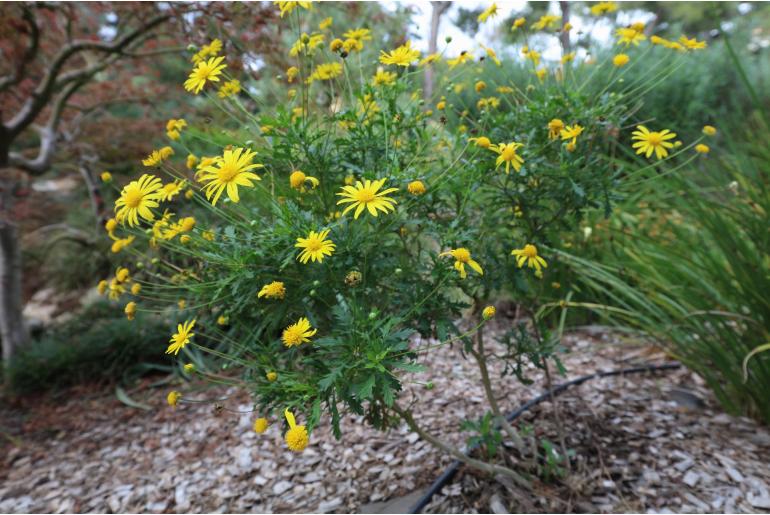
[319,367,342,390]
[391,361,425,373]
[355,375,376,399]
[115,386,152,411]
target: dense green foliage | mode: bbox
[7,302,170,393]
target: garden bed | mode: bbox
[2,321,769,513]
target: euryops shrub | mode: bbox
[97,1,712,479]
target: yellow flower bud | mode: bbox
[254,418,269,434]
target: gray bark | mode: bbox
[424,1,451,101]
[559,1,571,54]
[0,219,28,376]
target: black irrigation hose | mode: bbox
[408,361,682,514]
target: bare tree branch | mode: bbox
[4,12,171,137]
[7,78,84,174]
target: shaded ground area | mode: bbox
[1,322,769,513]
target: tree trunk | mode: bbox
[0,219,28,376]
[424,1,451,101]
[559,1,571,55]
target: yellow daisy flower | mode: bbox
[560,124,584,145]
[447,51,474,68]
[440,247,483,279]
[184,56,227,94]
[379,41,420,67]
[616,26,646,46]
[274,1,312,18]
[547,119,564,140]
[258,281,286,299]
[478,3,498,23]
[511,244,548,272]
[492,142,525,174]
[218,79,242,98]
[372,67,397,86]
[319,17,333,30]
[284,408,309,452]
[679,35,707,50]
[159,180,185,202]
[407,180,426,195]
[124,301,136,321]
[310,62,342,81]
[295,229,336,264]
[115,174,163,227]
[343,38,363,53]
[469,136,492,148]
[532,14,561,31]
[590,1,618,15]
[290,170,319,191]
[166,319,196,355]
[336,178,398,219]
[631,125,677,159]
[197,147,263,205]
[343,28,372,41]
[419,53,441,66]
[613,54,630,67]
[282,317,317,347]
[142,146,174,167]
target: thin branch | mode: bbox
[7,78,83,174]
[394,404,531,489]
[4,12,171,136]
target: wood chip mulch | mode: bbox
[1,320,769,513]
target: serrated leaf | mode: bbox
[355,375,376,399]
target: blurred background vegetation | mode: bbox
[1,1,768,424]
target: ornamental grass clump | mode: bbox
[98,1,712,479]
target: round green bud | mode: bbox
[425,381,435,390]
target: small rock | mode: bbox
[748,494,770,510]
[318,498,343,513]
[683,470,700,487]
[674,459,694,472]
[301,472,322,484]
[174,483,190,511]
[724,466,744,483]
[489,493,508,514]
[272,480,293,495]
